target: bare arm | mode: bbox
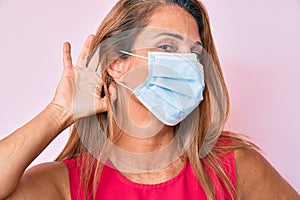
[0,104,72,199]
[235,148,300,200]
[0,35,110,199]
[6,162,70,200]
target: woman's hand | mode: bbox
[0,35,117,199]
[52,35,114,121]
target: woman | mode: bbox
[0,0,299,199]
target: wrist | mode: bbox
[44,102,74,131]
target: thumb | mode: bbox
[63,42,73,69]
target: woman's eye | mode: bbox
[158,44,175,52]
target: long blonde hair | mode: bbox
[56,0,256,199]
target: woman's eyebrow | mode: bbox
[153,32,203,46]
[153,32,184,40]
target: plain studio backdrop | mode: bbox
[0,0,299,193]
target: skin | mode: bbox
[107,5,204,154]
[0,5,299,200]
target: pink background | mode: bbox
[0,0,299,192]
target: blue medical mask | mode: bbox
[116,51,205,126]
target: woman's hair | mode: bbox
[56,0,256,199]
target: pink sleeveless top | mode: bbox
[63,151,236,200]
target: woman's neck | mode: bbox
[113,124,175,153]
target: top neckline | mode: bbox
[103,159,190,189]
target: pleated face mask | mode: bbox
[116,50,205,126]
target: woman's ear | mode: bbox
[106,58,129,80]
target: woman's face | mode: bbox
[109,5,203,127]
[133,5,203,60]
[110,5,203,80]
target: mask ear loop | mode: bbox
[119,50,149,60]
[114,50,149,91]
[114,79,135,92]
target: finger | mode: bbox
[95,58,102,76]
[94,80,115,114]
[94,82,107,113]
[63,42,73,69]
[87,46,100,72]
[94,79,104,96]
[77,34,95,67]
[95,96,108,114]
[108,82,117,103]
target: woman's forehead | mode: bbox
[146,5,201,42]
[132,27,202,51]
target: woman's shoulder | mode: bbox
[7,161,70,200]
[234,146,299,199]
